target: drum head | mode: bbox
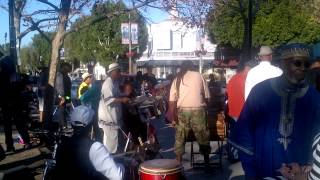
[139,159,182,174]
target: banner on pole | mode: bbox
[121,23,138,44]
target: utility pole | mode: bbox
[196,22,206,74]
[247,0,253,60]
[128,12,132,74]
[4,33,7,51]
[9,0,18,73]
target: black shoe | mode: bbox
[24,143,32,150]
[203,154,211,173]
[6,146,15,153]
[204,154,210,164]
[204,164,212,174]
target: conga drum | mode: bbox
[139,159,183,180]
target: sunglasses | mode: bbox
[290,60,311,69]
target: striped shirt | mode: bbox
[309,134,320,180]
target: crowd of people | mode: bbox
[47,62,162,179]
[2,42,320,179]
[0,53,33,153]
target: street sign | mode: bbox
[60,48,65,60]
[121,23,138,44]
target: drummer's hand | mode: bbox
[121,97,130,104]
[130,159,139,167]
[278,163,294,179]
[65,102,72,107]
[171,120,176,127]
[301,165,312,173]
[59,97,65,106]
[288,163,301,174]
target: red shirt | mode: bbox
[226,70,249,119]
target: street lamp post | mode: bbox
[195,46,207,74]
[128,12,132,74]
[39,55,43,66]
[4,33,7,51]
[195,23,207,74]
[199,55,202,73]
[123,12,138,74]
[248,0,253,60]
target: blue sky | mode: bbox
[0,1,168,47]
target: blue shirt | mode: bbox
[230,77,320,178]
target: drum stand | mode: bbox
[138,107,162,160]
[120,128,132,153]
[187,130,224,169]
[189,139,223,169]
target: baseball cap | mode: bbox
[82,72,92,81]
[70,105,94,127]
[258,46,273,56]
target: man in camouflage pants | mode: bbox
[175,109,211,157]
[168,61,211,166]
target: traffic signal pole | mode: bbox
[9,0,18,74]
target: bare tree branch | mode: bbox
[0,4,8,11]
[35,25,51,43]
[136,0,214,26]
[36,0,59,11]
[15,0,27,14]
[23,9,57,17]
[71,0,91,12]
[29,17,58,26]
[19,27,34,40]
[19,17,58,39]
[64,0,158,37]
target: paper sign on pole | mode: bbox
[121,23,138,44]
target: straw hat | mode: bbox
[107,63,120,73]
[258,46,273,56]
[81,72,92,81]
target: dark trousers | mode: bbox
[92,112,102,142]
[1,104,30,148]
[227,117,239,161]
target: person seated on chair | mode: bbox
[121,81,147,146]
[53,105,124,180]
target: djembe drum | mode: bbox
[139,159,184,180]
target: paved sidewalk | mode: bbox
[151,117,245,180]
[0,118,245,180]
[0,130,47,180]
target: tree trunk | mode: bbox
[240,16,250,64]
[43,0,72,130]
[14,12,21,66]
[14,0,26,68]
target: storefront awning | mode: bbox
[136,60,213,67]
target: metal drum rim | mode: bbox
[139,166,182,175]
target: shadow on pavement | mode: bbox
[0,151,43,170]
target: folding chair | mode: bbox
[187,110,226,169]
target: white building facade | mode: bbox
[136,18,217,78]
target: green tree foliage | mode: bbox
[207,0,246,48]
[19,32,53,72]
[0,43,10,55]
[20,46,37,73]
[207,0,320,48]
[31,32,54,66]
[65,1,148,67]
